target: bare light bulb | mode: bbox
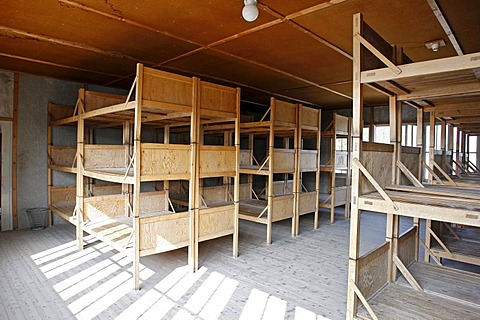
[242,0,258,22]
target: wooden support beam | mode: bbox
[392,255,422,291]
[397,161,424,188]
[361,52,480,84]
[12,73,18,229]
[347,13,363,319]
[398,82,480,101]
[355,34,402,75]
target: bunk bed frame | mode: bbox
[238,98,298,244]
[320,113,351,223]
[347,13,480,319]
[72,64,239,290]
[295,105,321,234]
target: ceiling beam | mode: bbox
[0,52,125,78]
[0,26,153,64]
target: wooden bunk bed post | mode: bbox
[132,64,143,290]
[233,88,241,257]
[344,117,352,219]
[428,111,435,184]
[164,126,170,212]
[440,120,447,171]
[267,97,275,244]
[123,120,132,218]
[417,108,424,180]
[76,89,85,251]
[293,104,300,236]
[315,110,321,227]
[190,77,200,272]
[47,104,53,226]
[346,12,363,318]
[330,115,336,224]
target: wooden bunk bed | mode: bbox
[238,98,298,244]
[347,13,480,319]
[295,105,321,234]
[75,64,240,289]
[47,90,125,225]
[319,113,351,223]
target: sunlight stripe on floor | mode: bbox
[239,289,269,320]
[199,276,238,320]
[185,272,225,314]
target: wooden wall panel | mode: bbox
[272,149,295,172]
[199,82,237,116]
[142,68,193,107]
[199,146,236,177]
[84,194,126,220]
[139,212,190,254]
[198,206,234,241]
[84,145,127,169]
[271,194,294,222]
[140,143,191,177]
[358,242,389,300]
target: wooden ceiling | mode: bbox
[1,0,479,109]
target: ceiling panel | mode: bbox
[215,22,352,85]
[67,0,278,45]
[294,0,457,63]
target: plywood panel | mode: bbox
[139,191,167,214]
[49,104,75,122]
[240,149,252,166]
[84,194,126,220]
[48,146,76,167]
[272,180,294,196]
[300,106,320,128]
[199,146,236,177]
[238,183,252,200]
[90,184,122,196]
[199,81,237,116]
[398,227,416,268]
[361,143,393,194]
[142,68,193,107]
[335,114,349,135]
[199,205,234,241]
[140,143,191,178]
[50,185,76,205]
[272,195,294,222]
[400,150,420,185]
[139,212,189,254]
[84,90,126,112]
[272,149,295,172]
[84,144,127,169]
[298,192,317,215]
[358,241,389,300]
[202,185,231,204]
[274,100,297,125]
[300,150,318,171]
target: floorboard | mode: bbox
[0,209,478,320]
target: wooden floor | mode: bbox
[0,210,478,320]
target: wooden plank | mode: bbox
[12,72,18,229]
[361,52,480,83]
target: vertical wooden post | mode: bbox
[189,77,200,271]
[164,125,170,211]
[465,133,469,169]
[346,12,363,319]
[314,110,321,228]
[293,104,300,236]
[369,106,375,142]
[12,72,18,230]
[47,103,53,226]
[344,117,352,220]
[461,131,467,168]
[428,111,435,184]
[456,128,461,166]
[447,124,454,174]
[441,120,446,171]
[416,108,424,181]
[267,97,275,244]
[330,114,337,223]
[76,89,85,251]
[414,107,424,261]
[424,219,433,262]
[233,88,241,257]
[132,64,143,290]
